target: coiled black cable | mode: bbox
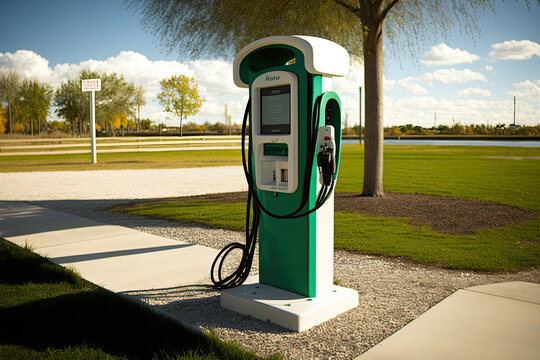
[210,189,259,289]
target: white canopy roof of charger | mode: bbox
[233,35,350,88]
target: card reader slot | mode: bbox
[263,143,288,157]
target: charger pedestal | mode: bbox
[221,276,358,332]
[222,35,358,332]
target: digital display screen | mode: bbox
[260,85,290,134]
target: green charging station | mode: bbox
[214,35,358,332]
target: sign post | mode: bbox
[82,79,101,164]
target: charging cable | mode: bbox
[211,92,336,289]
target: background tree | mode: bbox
[14,79,52,135]
[49,120,70,133]
[157,74,204,136]
[135,85,146,132]
[0,69,22,134]
[224,104,232,136]
[81,69,137,136]
[12,123,24,133]
[112,112,129,136]
[54,78,88,135]
[56,69,137,136]
[343,112,349,135]
[127,0,505,196]
[140,118,153,130]
[0,105,7,134]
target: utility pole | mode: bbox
[359,86,362,144]
[434,113,437,128]
[513,96,516,126]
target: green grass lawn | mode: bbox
[0,239,280,360]
[0,150,241,172]
[115,145,540,272]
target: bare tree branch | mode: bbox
[378,0,399,26]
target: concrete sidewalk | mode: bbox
[0,202,217,292]
[357,281,540,360]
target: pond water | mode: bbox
[342,139,540,147]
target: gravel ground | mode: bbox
[5,167,539,360]
[31,197,540,360]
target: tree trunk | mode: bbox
[180,103,184,137]
[361,5,385,197]
[137,106,141,133]
[7,100,12,134]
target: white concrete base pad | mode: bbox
[221,279,358,332]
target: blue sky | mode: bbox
[1,0,539,127]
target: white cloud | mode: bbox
[331,62,364,123]
[457,88,491,98]
[421,43,480,66]
[485,65,493,72]
[419,68,487,84]
[2,50,538,128]
[384,77,396,91]
[0,50,247,125]
[383,95,533,128]
[508,79,540,102]
[0,50,56,87]
[332,62,364,95]
[489,40,540,60]
[397,77,428,95]
[0,50,366,126]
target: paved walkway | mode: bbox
[357,281,540,360]
[0,202,217,292]
[0,167,246,290]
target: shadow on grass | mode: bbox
[0,240,83,286]
[0,290,204,359]
[0,239,273,360]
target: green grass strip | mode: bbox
[0,239,280,360]
[337,145,540,212]
[116,199,539,272]
[335,213,539,271]
[115,200,247,231]
[0,150,241,172]
[113,145,540,272]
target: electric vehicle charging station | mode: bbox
[213,35,358,332]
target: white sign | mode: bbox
[82,79,101,92]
